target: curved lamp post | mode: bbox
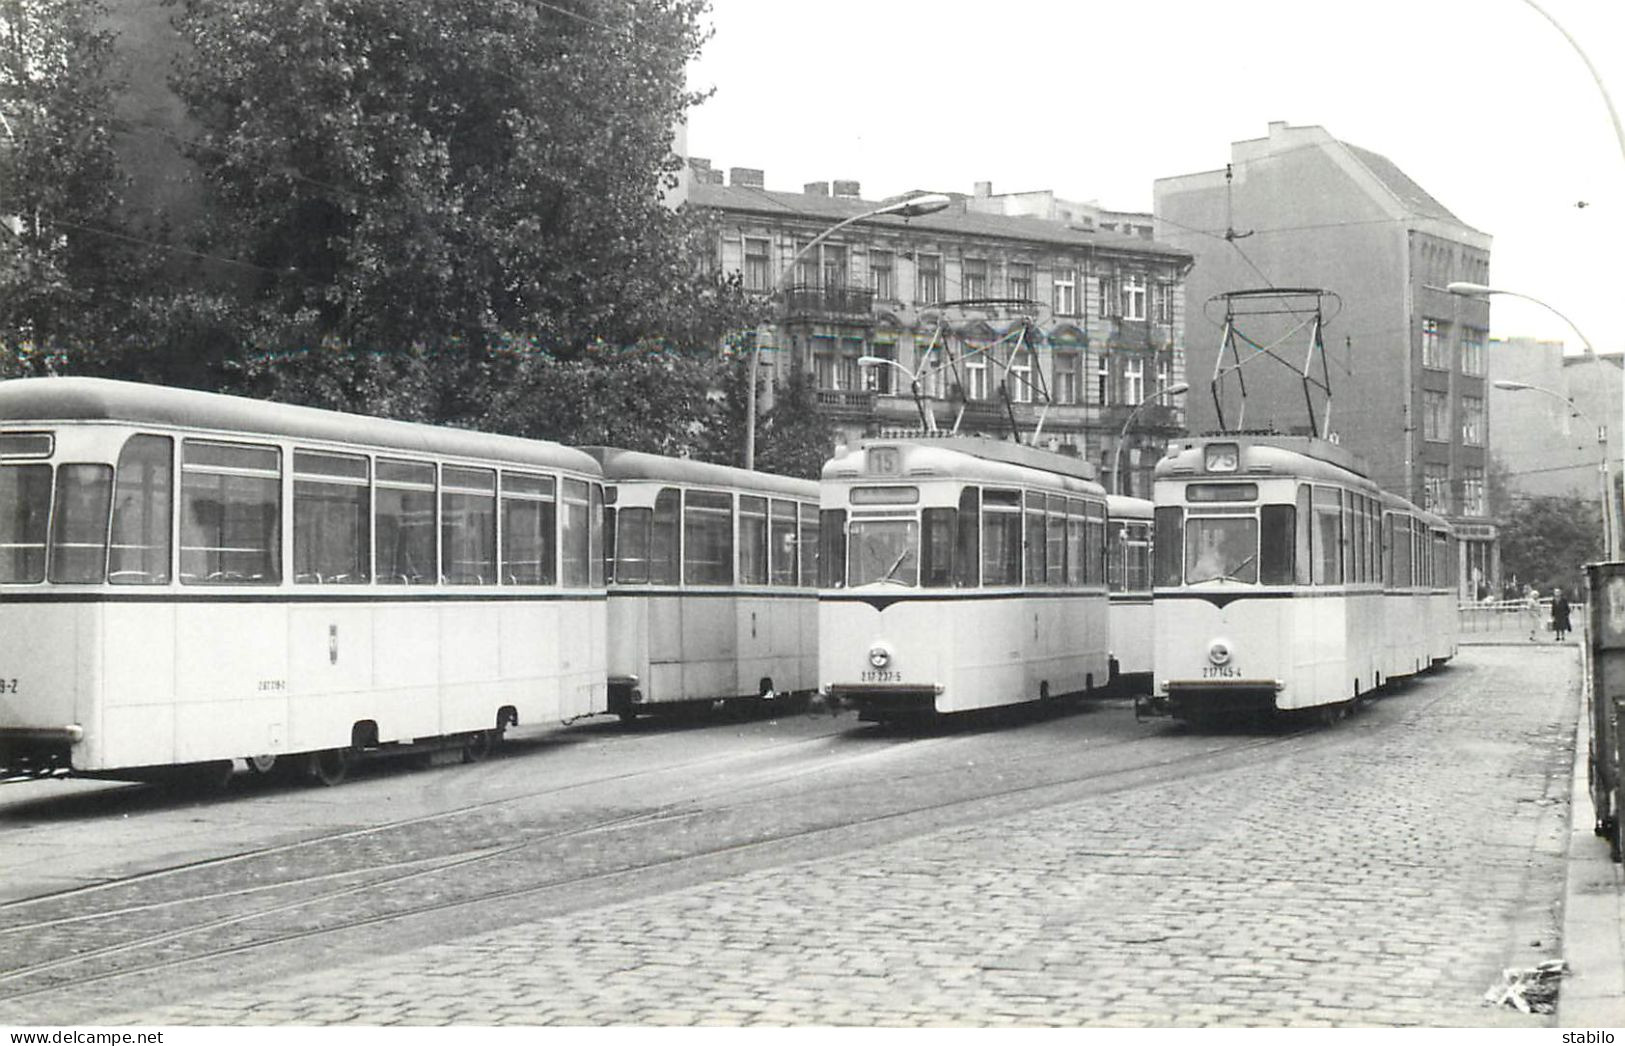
[1493,378,1616,558]
[1113,382,1189,496]
[1449,281,1617,557]
[744,192,952,470]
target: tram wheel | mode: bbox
[246,753,278,775]
[310,748,350,786]
[460,729,500,764]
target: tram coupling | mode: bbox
[1133,691,1171,721]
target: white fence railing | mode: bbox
[1458,598,1573,637]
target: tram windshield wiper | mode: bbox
[879,548,914,585]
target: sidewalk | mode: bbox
[1559,651,1625,1025]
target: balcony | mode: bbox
[815,388,876,420]
[783,283,876,322]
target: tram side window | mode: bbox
[502,473,557,585]
[1311,486,1342,586]
[982,489,1022,586]
[1046,495,1066,587]
[652,488,680,584]
[1066,499,1086,587]
[1260,504,1295,585]
[1153,506,1183,588]
[1107,520,1126,592]
[440,467,496,584]
[293,451,369,584]
[739,495,768,585]
[0,464,51,583]
[48,464,113,584]
[375,459,436,585]
[921,507,955,587]
[1085,501,1106,586]
[955,488,980,588]
[109,435,173,585]
[1126,522,1151,592]
[1024,492,1046,586]
[560,478,593,587]
[818,508,845,588]
[798,503,819,588]
[1392,515,1413,587]
[181,440,281,585]
[769,499,797,586]
[683,489,732,586]
[590,483,605,588]
[614,505,651,584]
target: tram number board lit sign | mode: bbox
[866,447,902,476]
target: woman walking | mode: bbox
[1551,586,1572,642]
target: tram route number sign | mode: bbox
[861,670,902,683]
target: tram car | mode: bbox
[583,448,819,721]
[0,377,608,785]
[1105,494,1154,694]
[1146,432,1457,723]
[819,436,1111,723]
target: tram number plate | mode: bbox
[861,670,902,683]
[1202,666,1241,679]
[0,678,16,694]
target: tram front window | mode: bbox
[847,518,919,587]
[1185,516,1258,584]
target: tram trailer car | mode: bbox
[1105,495,1154,694]
[583,448,819,721]
[0,378,608,785]
[819,436,1111,723]
[1148,433,1457,723]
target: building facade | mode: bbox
[1155,122,1496,595]
[690,166,1194,495]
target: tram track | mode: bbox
[0,705,1343,1005]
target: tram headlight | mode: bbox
[1207,639,1233,666]
[868,644,892,669]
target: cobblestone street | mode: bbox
[92,645,1576,1028]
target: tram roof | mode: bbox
[0,377,602,475]
[826,435,1104,495]
[578,446,818,498]
[1106,494,1153,520]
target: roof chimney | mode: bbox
[728,167,764,189]
[832,179,861,198]
[803,181,830,196]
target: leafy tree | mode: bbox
[0,0,138,376]
[1498,494,1604,596]
[756,367,836,480]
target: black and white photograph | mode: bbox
[1,0,1622,1033]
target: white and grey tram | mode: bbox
[1147,433,1457,722]
[819,436,1111,722]
[584,448,819,721]
[0,377,608,785]
[1105,494,1154,694]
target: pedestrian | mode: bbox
[1551,586,1572,642]
[1525,585,1542,641]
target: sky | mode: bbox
[684,0,1625,358]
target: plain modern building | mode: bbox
[690,165,1194,494]
[1155,122,1496,595]
[1489,337,1621,506]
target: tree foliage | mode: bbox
[1497,493,1604,596]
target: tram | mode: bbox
[1145,432,1457,723]
[819,436,1111,722]
[0,377,608,785]
[1105,494,1154,694]
[584,448,819,721]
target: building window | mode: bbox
[965,356,989,400]
[918,347,945,398]
[1154,281,1174,324]
[1054,351,1080,405]
[1462,466,1485,516]
[1461,327,1485,376]
[1123,356,1144,405]
[813,336,839,389]
[917,254,943,304]
[1424,464,1450,513]
[1099,274,1117,318]
[1156,356,1172,394]
[962,258,987,299]
[1122,274,1147,321]
[867,342,897,394]
[1422,318,1448,369]
[1009,262,1033,302]
[1461,395,1484,446]
[743,238,771,292]
[1423,390,1449,442]
[870,250,894,300]
[1096,353,1111,406]
[1010,350,1034,404]
[822,244,848,289]
[1053,267,1077,315]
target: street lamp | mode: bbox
[1492,378,1616,558]
[857,354,937,433]
[744,192,953,470]
[1449,281,1617,557]
[1113,382,1189,496]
